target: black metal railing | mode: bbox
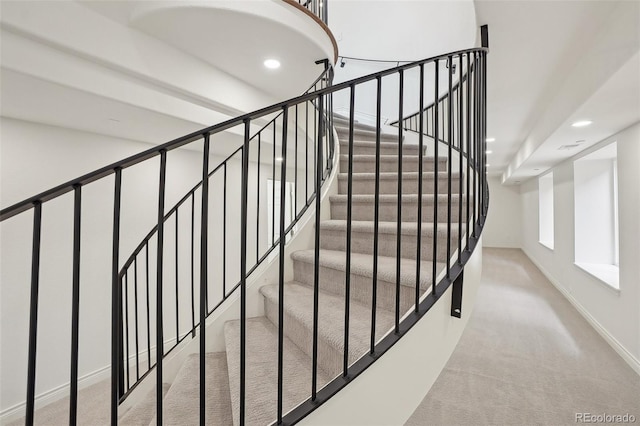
[1,28,489,426]
[296,0,328,24]
[116,65,335,402]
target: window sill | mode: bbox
[575,262,620,292]
[539,240,554,250]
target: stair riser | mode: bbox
[336,128,397,143]
[330,200,468,222]
[320,229,458,262]
[340,143,423,156]
[340,158,446,173]
[292,259,418,313]
[338,177,458,195]
[264,300,344,379]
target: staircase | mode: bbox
[108,115,462,425]
[1,41,488,425]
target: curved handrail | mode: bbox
[0,48,485,222]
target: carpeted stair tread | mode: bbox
[154,353,232,426]
[330,193,463,203]
[337,171,460,195]
[337,171,456,181]
[339,154,444,164]
[117,384,169,426]
[224,317,331,426]
[291,249,444,290]
[335,126,398,142]
[319,219,462,237]
[260,282,395,376]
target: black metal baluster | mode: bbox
[371,76,382,353]
[432,61,439,295]
[223,163,227,297]
[395,69,404,333]
[483,52,488,216]
[458,53,464,263]
[25,201,42,426]
[240,121,251,424]
[277,107,289,424]
[416,64,424,313]
[311,94,323,400]
[272,122,276,247]
[306,101,309,203]
[134,258,140,380]
[473,53,479,236]
[257,134,261,262]
[191,194,196,338]
[124,273,130,389]
[200,135,210,426]
[69,185,81,426]
[465,53,471,251]
[156,151,167,425]
[447,56,453,278]
[344,85,355,376]
[175,211,179,343]
[110,168,122,426]
[295,104,299,212]
[145,244,151,369]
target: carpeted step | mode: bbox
[224,317,331,426]
[339,140,424,156]
[332,115,378,132]
[118,384,170,426]
[319,220,462,262]
[290,249,445,312]
[260,282,395,379]
[151,353,232,426]
[337,171,459,195]
[339,154,446,173]
[336,126,399,143]
[329,193,469,222]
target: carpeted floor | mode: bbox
[406,247,640,426]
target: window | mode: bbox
[538,172,554,249]
[573,142,619,289]
[267,179,296,245]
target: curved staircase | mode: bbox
[110,115,463,425]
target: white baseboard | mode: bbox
[522,248,640,376]
[0,364,110,424]
[0,335,190,424]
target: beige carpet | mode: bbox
[406,248,640,426]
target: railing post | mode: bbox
[311,93,323,401]
[199,134,210,426]
[277,107,289,424]
[69,185,82,426]
[240,121,251,423]
[156,151,167,425]
[25,201,42,426]
[110,168,122,426]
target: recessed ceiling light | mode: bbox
[576,140,586,144]
[572,120,592,128]
[275,157,284,162]
[264,59,281,69]
[486,150,493,154]
[485,137,495,142]
[486,164,491,167]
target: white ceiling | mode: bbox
[474,0,640,184]
[328,1,639,186]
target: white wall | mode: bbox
[482,176,521,248]
[0,116,315,416]
[520,122,640,373]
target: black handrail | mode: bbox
[1,33,489,425]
